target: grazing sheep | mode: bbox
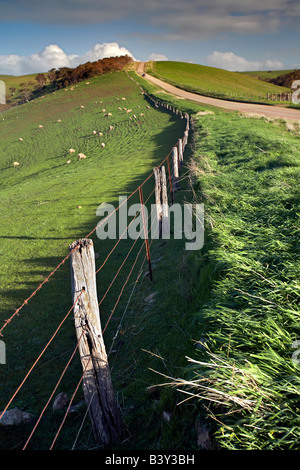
[80,105,84,109]
[19,137,23,142]
[146,105,150,109]
[102,109,106,112]
[99,132,103,136]
[92,130,97,135]
[101,143,105,148]
[121,97,126,100]
[69,148,75,154]
[108,112,112,116]
[109,125,114,131]
[13,162,19,167]
[133,114,136,119]
[38,124,43,128]
[67,159,71,164]
[78,153,87,160]
[123,107,127,111]
[140,113,144,116]
[57,119,61,122]
[126,109,132,113]
[118,107,122,111]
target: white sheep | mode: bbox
[78,153,87,160]
[67,159,71,164]
[57,119,61,122]
[101,143,105,148]
[19,137,23,142]
[133,115,136,119]
[102,109,106,112]
[108,112,112,116]
[38,124,43,128]
[121,97,126,100]
[92,130,97,135]
[109,125,114,131]
[80,105,84,109]
[13,162,19,167]
[99,132,103,136]
[69,148,75,154]
[118,107,122,111]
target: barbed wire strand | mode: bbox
[22,324,87,450]
[49,355,92,450]
[70,391,96,450]
[96,186,155,275]
[0,289,85,423]
[0,148,172,337]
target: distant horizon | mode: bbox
[0,58,297,78]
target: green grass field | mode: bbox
[146,61,291,104]
[163,107,300,450]
[132,69,300,449]
[0,70,192,449]
[1,64,299,451]
[0,73,45,104]
[240,69,294,80]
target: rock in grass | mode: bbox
[144,292,158,304]
[146,385,159,399]
[162,411,172,423]
[196,422,212,449]
[53,392,69,413]
[0,408,36,426]
[69,400,85,414]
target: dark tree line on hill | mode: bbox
[8,55,133,105]
[263,69,300,88]
[43,55,133,89]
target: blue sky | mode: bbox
[0,0,299,75]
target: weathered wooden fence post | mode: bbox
[69,239,123,446]
[178,139,183,168]
[161,166,169,237]
[154,167,162,237]
[172,146,179,192]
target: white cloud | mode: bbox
[148,53,168,61]
[206,51,284,71]
[0,42,135,75]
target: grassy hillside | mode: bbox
[0,70,190,449]
[178,111,300,449]
[1,65,299,451]
[133,69,300,450]
[240,69,294,80]
[146,61,291,103]
[0,73,45,105]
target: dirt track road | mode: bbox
[137,62,300,122]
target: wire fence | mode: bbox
[0,89,192,450]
